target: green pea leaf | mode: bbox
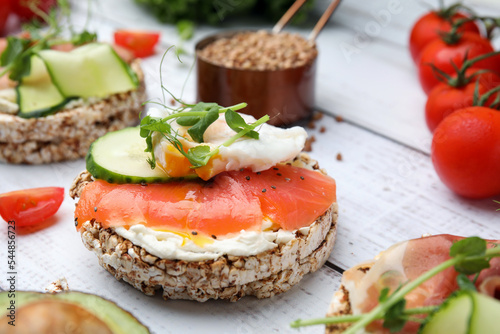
[176,19,194,41]
[450,237,489,275]
[187,106,219,143]
[71,31,97,46]
[225,108,259,139]
[450,237,486,258]
[176,115,200,126]
[456,274,476,291]
[186,145,217,168]
[382,299,407,333]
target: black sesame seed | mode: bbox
[212,235,217,239]
[245,176,251,181]
[273,167,279,170]
[140,181,148,186]
[74,218,78,227]
[191,231,198,235]
[277,173,282,176]
[240,168,245,172]
[300,176,305,180]
[257,172,261,175]
[271,185,276,190]
[262,188,267,193]
[94,207,98,212]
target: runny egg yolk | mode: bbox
[157,144,194,178]
[153,228,215,247]
[156,142,225,180]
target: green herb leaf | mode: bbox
[176,19,194,41]
[450,237,489,275]
[0,37,33,81]
[225,109,259,139]
[187,106,220,143]
[186,145,218,168]
[176,115,200,126]
[382,299,407,333]
[71,31,98,46]
[450,237,487,258]
[456,273,476,291]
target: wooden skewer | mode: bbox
[308,0,342,41]
[272,0,308,34]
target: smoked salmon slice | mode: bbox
[75,164,336,237]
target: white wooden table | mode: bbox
[1,1,500,333]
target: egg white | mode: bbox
[149,107,307,176]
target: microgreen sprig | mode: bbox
[0,0,96,81]
[139,103,269,170]
[291,237,500,333]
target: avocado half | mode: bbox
[0,291,149,334]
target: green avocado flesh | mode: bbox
[0,291,149,334]
[86,126,199,184]
[420,291,500,334]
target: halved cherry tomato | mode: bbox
[418,33,500,94]
[431,107,500,199]
[425,70,500,132]
[0,187,64,226]
[11,0,57,22]
[114,30,160,58]
[410,11,480,63]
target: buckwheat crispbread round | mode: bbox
[70,154,338,302]
[0,60,146,164]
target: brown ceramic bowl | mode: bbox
[195,31,317,126]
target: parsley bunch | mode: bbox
[291,236,500,333]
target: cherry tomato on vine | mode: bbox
[0,187,64,226]
[431,107,500,199]
[418,33,500,94]
[425,70,500,132]
[410,11,480,63]
[114,30,160,58]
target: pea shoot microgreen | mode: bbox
[290,236,500,333]
[139,104,269,169]
[0,0,97,81]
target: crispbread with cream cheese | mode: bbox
[0,60,145,164]
[70,153,338,302]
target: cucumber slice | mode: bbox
[469,292,500,334]
[420,291,500,334]
[86,127,197,184]
[38,43,138,98]
[16,56,69,118]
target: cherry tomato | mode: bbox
[114,30,160,58]
[11,0,57,22]
[418,33,500,94]
[431,107,500,199]
[0,187,64,226]
[410,11,480,63]
[425,70,500,132]
[0,0,11,36]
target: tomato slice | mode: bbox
[0,187,64,227]
[113,30,160,58]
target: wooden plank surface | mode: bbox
[1,0,500,333]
